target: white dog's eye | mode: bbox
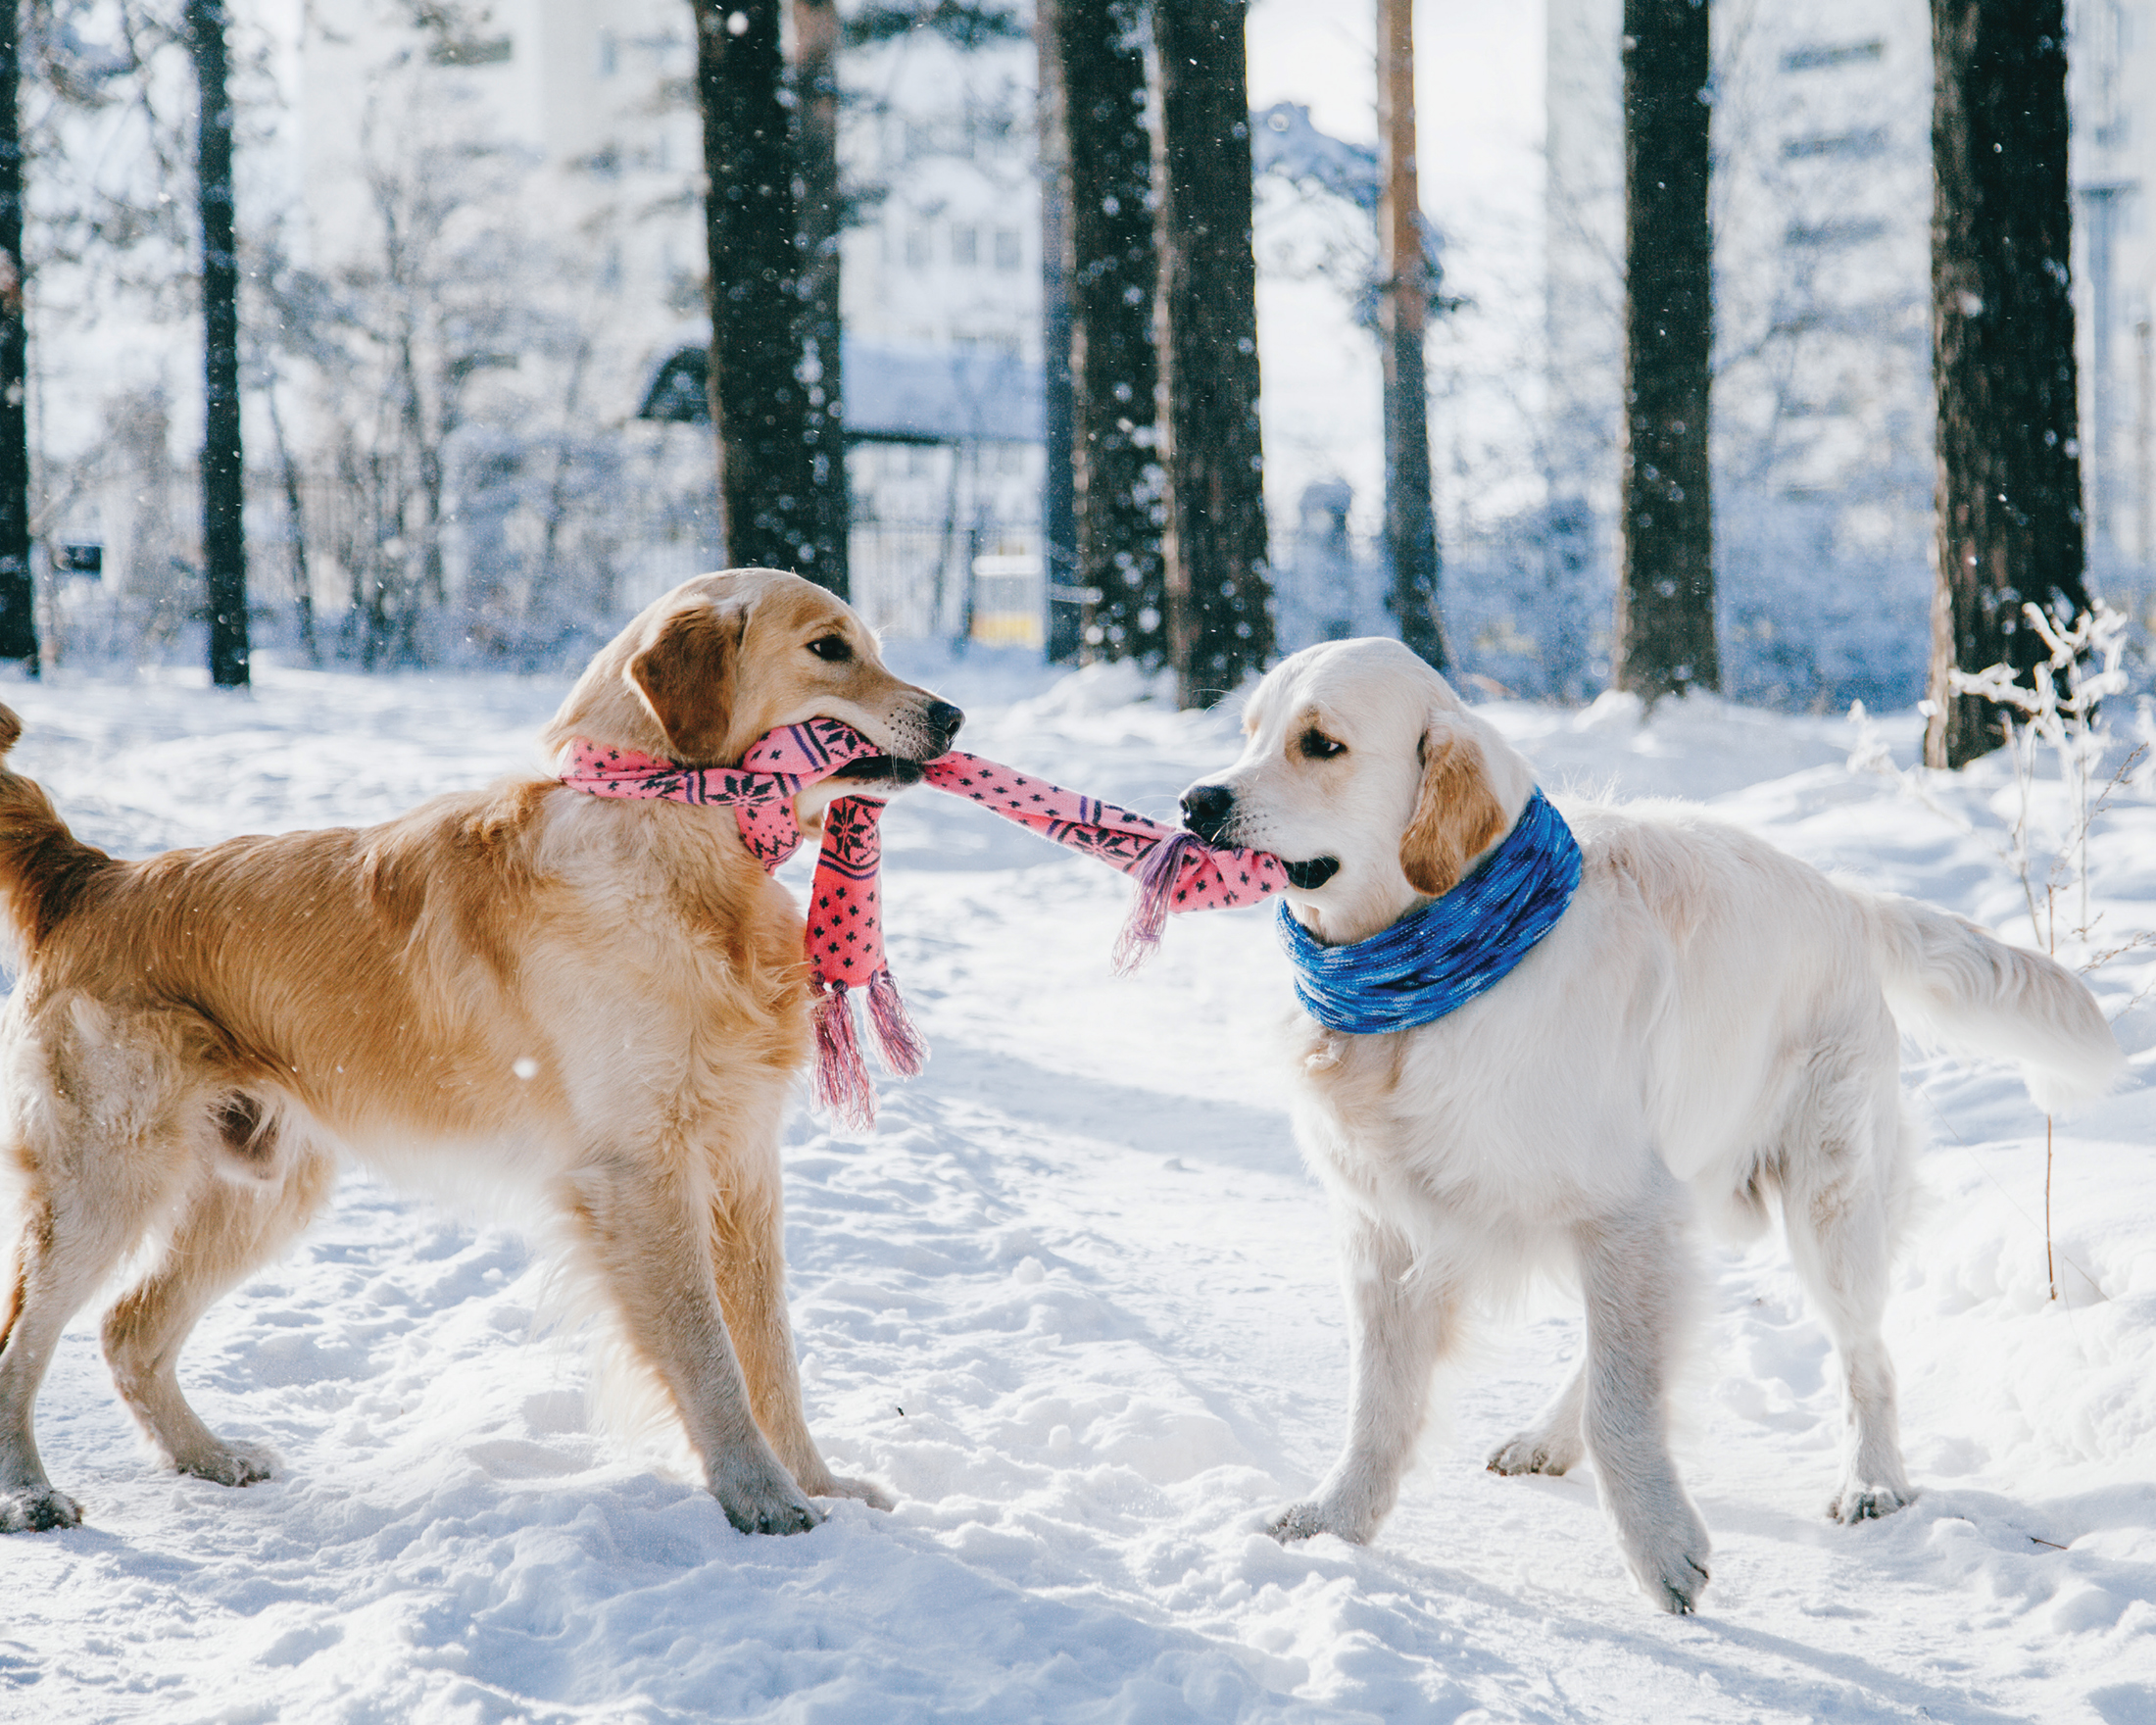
[1298,730,1346,761]
[808,635,853,664]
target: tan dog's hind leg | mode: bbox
[710,1175,892,1510]
[0,1000,204,1531]
[103,1136,338,1486]
[0,1188,147,1530]
[564,1148,821,1535]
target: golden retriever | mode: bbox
[0,567,962,1536]
[1179,637,2122,1612]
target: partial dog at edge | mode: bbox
[1180,637,2123,1613]
[0,567,962,1537]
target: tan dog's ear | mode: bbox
[1399,722,1507,897]
[627,603,745,763]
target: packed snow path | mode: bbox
[2,653,2153,1724]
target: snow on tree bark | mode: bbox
[790,0,850,600]
[1153,0,1272,710]
[189,0,247,687]
[1053,0,1164,665]
[1615,0,1716,704]
[692,0,820,583]
[1377,0,1443,670]
[1926,0,2090,769]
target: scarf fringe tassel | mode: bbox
[1112,831,1200,975]
[813,969,932,1130]
[812,984,877,1131]
[865,966,930,1077]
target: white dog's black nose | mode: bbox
[926,701,965,749]
[1181,783,1234,843]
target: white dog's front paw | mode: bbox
[710,1454,823,1537]
[1267,1497,1374,1546]
[1622,1510,1712,1614]
[1486,1428,1582,1477]
[1828,1479,1911,1524]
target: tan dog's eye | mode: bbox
[1298,729,1345,761]
[808,635,853,664]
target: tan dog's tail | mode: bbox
[1865,890,2125,1113]
[0,705,113,959]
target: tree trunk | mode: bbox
[189,0,247,686]
[264,380,317,665]
[1926,0,2089,767]
[1614,0,1715,704]
[1035,0,1082,663]
[1153,0,1272,709]
[1054,0,1163,665]
[1377,0,1442,669]
[692,0,817,578]
[0,4,34,671]
[790,0,849,598]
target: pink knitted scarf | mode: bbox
[559,716,1286,1127]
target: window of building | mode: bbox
[1784,218,1889,249]
[428,33,513,67]
[951,225,979,268]
[1781,129,1888,161]
[993,227,1022,271]
[1780,39,1884,73]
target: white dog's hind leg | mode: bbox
[1575,1177,1712,1613]
[1272,1216,1453,1546]
[1782,1080,1916,1524]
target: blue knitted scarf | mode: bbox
[1276,788,1583,1034]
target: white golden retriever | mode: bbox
[1179,638,2122,1612]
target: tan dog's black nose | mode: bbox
[1181,783,1234,843]
[927,701,965,750]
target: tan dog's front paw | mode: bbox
[711,1454,823,1536]
[0,1485,83,1533]
[173,1443,275,1487]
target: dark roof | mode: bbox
[638,337,1043,445]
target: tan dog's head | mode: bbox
[1178,638,1537,945]
[545,569,963,801]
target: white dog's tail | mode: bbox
[1864,893,2125,1112]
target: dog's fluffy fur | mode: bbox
[1181,638,2124,1612]
[0,568,962,1537]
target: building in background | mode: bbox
[286,0,1045,647]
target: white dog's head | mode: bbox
[1180,639,1539,945]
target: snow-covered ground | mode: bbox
[3,647,2154,1724]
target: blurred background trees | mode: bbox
[0,0,2139,758]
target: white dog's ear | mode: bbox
[1399,721,1506,896]
[628,601,746,763]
